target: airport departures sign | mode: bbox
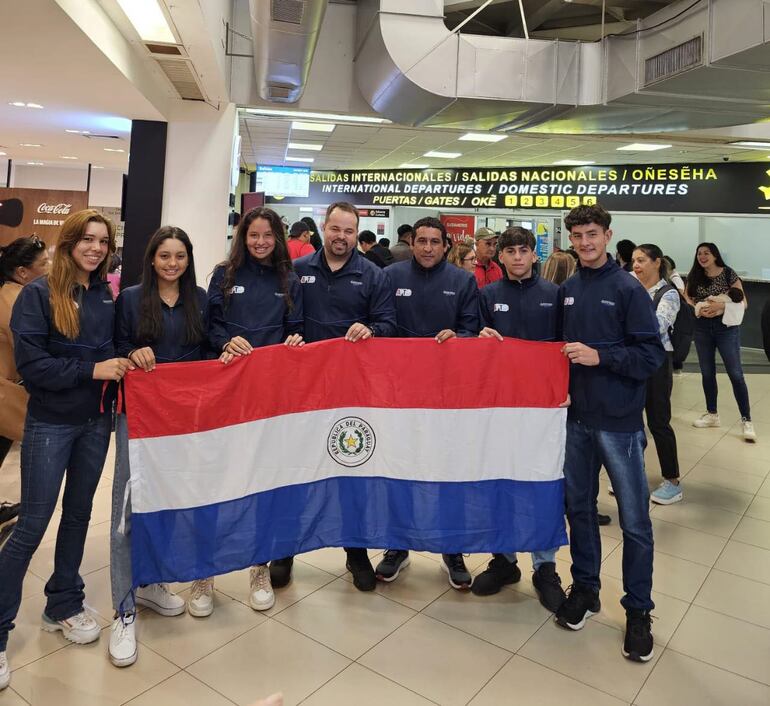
[266,162,770,214]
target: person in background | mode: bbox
[686,242,755,441]
[375,217,479,590]
[0,211,132,691]
[195,207,304,616]
[556,204,663,663]
[108,226,208,668]
[474,227,566,612]
[615,239,636,272]
[447,239,476,276]
[631,244,682,505]
[358,230,392,268]
[0,236,50,533]
[107,253,121,299]
[389,224,413,263]
[663,255,690,375]
[541,251,576,286]
[378,237,390,249]
[300,216,323,252]
[295,201,396,591]
[474,227,502,288]
[287,221,315,260]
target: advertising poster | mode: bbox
[358,207,391,240]
[440,214,476,244]
[0,188,89,246]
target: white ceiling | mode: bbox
[239,113,770,170]
[0,0,166,172]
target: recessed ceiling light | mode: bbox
[92,166,104,169]
[286,156,314,163]
[287,142,323,151]
[399,163,430,169]
[424,151,462,159]
[9,102,43,109]
[729,141,770,149]
[59,155,78,160]
[616,143,672,152]
[458,133,507,143]
[553,159,596,166]
[65,129,91,134]
[103,148,125,152]
[26,161,44,166]
[26,103,44,109]
[19,143,42,147]
[116,0,175,43]
[0,152,6,156]
[245,108,390,124]
[291,121,336,133]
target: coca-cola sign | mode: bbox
[0,188,88,246]
[37,202,72,215]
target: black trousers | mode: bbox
[645,353,680,480]
[0,436,12,469]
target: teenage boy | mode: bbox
[290,202,397,592]
[474,227,565,612]
[557,204,664,662]
[374,216,479,589]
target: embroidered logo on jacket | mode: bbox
[600,299,616,306]
[396,288,412,297]
[494,303,509,312]
[230,286,245,294]
[564,296,575,306]
[300,276,316,284]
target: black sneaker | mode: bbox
[471,554,521,596]
[269,557,294,588]
[598,514,611,526]
[554,584,600,630]
[623,609,654,662]
[375,550,410,582]
[346,549,376,591]
[0,502,19,530]
[441,553,472,590]
[532,562,566,613]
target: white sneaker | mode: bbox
[742,419,757,442]
[109,615,137,667]
[249,565,275,611]
[693,413,720,428]
[187,578,214,617]
[136,583,185,617]
[0,651,9,690]
[41,610,100,644]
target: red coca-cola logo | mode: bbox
[36,202,72,215]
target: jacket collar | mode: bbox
[312,247,364,276]
[409,257,447,275]
[578,257,617,279]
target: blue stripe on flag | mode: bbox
[131,476,566,586]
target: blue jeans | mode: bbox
[503,550,557,569]
[564,420,654,612]
[693,317,751,419]
[0,414,111,650]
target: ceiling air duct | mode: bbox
[354,0,770,134]
[250,0,329,103]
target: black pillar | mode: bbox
[121,120,167,288]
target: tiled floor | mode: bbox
[2,372,770,705]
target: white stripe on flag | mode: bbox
[129,406,566,514]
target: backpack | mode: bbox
[653,283,695,364]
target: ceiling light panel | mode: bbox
[424,151,462,159]
[286,157,314,163]
[116,0,176,43]
[616,143,672,152]
[553,160,596,166]
[458,133,507,143]
[245,108,389,124]
[399,163,430,168]
[291,121,335,133]
[730,141,770,149]
[287,143,323,151]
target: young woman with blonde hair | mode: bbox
[541,251,576,285]
[0,210,132,691]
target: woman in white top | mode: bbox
[632,244,682,505]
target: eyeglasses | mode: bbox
[463,256,476,263]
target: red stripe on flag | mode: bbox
[124,338,568,440]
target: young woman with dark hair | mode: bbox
[685,242,754,441]
[0,236,50,532]
[632,244,682,504]
[301,215,323,251]
[0,211,132,690]
[193,207,304,618]
[108,226,209,667]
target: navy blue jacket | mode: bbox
[480,274,559,341]
[294,248,396,343]
[207,258,303,351]
[386,258,479,338]
[11,275,116,424]
[560,259,665,432]
[115,285,209,363]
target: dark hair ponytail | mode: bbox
[136,227,204,346]
[0,235,46,286]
